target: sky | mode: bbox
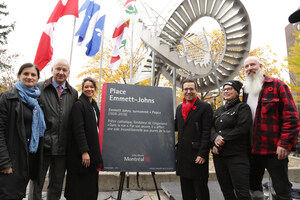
[3,0,300,86]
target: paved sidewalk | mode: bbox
[23,190,169,200]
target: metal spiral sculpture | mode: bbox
[134,0,251,92]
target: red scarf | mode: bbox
[181,96,197,121]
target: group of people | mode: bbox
[175,56,300,200]
[0,55,299,200]
[0,59,102,200]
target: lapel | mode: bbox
[15,100,28,152]
[7,88,28,152]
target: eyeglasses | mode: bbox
[221,87,233,92]
[183,88,195,92]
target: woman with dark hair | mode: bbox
[211,80,252,200]
[65,77,102,200]
[0,63,46,200]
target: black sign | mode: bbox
[99,83,175,172]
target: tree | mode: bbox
[209,45,286,107]
[76,39,146,98]
[0,50,18,93]
[235,45,284,82]
[0,3,14,44]
[0,2,15,67]
[207,29,225,63]
[0,2,16,92]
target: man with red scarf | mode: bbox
[175,78,213,200]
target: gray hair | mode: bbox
[244,56,262,66]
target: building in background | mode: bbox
[285,22,300,113]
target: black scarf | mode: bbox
[224,97,241,110]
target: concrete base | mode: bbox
[98,172,179,191]
[97,167,300,191]
[40,168,300,192]
[40,158,300,191]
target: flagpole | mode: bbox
[68,16,77,82]
[130,19,134,84]
[97,28,105,105]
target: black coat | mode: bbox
[175,97,213,179]
[37,78,78,155]
[211,100,252,156]
[66,94,102,174]
[0,87,43,200]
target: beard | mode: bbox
[244,68,264,94]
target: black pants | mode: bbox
[213,154,251,200]
[180,176,210,200]
[29,155,66,200]
[249,155,292,200]
[65,169,99,200]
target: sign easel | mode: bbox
[99,83,176,199]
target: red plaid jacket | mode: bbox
[243,75,300,155]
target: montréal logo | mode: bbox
[123,154,151,162]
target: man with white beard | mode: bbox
[242,56,300,200]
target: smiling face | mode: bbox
[18,66,39,88]
[244,57,262,78]
[51,61,70,85]
[182,82,197,103]
[222,85,238,101]
[83,81,95,101]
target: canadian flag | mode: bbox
[34,0,79,71]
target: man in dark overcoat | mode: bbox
[29,59,78,200]
[175,78,213,200]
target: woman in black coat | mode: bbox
[0,63,45,200]
[65,77,102,200]
[211,80,252,200]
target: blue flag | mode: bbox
[76,0,106,56]
[85,14,106,56]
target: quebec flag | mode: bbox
[76,0,106,56]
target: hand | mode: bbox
[212,146,220,155]
[214,135,225,147]
[195,156,205,164]
[0,167,13,174]
[276,146,290,160]
[82,152,90,168]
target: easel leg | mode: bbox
[126,172,130,191]
[117,172,126,200]
[151,172,161,200]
